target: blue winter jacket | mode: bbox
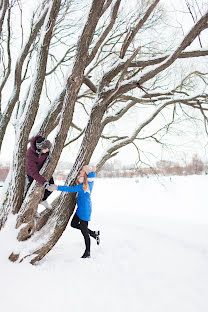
[57,172,96,221]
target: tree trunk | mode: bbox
[0,0,61,228]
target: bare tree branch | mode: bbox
[83,76,97,93]
[64,127,85,147]
[0,0,8,35]
[198,101,208,135]
[96,95,208,169]
[0,4,11,99]
[46,46,76,75]
[102,49,208,89]
[0,4,49,150]
[101,99,138,128]
[87,0,121,65]
[185,0,203,48]
[120,0,160,58]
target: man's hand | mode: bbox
[43,182,58,192]
[43,181,50,189]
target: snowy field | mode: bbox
[1,175,208,312]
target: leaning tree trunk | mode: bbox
[7,0,107,263]
[14,101,108,263]
[15,69,119,263]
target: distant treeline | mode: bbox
[99,154,206,178]
[55,155,207,179]
[0,154,206,181]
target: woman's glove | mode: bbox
[83,165,96,174]
[47,184,58,192]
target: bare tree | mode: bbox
[0,0,8,35]
[0,0,208,264]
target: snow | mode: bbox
[1,175,208,312]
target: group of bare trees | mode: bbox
[155,155,205,175]
[0,0,208,263]
[97,154,205,177]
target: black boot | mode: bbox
[81,250,90,258]
[95,231,100,245]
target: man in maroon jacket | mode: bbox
[26,135,54,209]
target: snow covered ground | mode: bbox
[1,175,208,312]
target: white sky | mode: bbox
[0,0,208,167]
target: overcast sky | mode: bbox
[0,0,208,167]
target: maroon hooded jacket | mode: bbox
[25,135,49,185]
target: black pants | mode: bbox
[27,175,54,201]
[71,213,96,252]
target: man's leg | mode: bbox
[27,175,34,186]
[24,175,34,198]
[42,177,54,201]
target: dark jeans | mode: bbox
[27,175,54,201]
[71,213,96,252]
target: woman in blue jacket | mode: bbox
[49,166,100,258]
